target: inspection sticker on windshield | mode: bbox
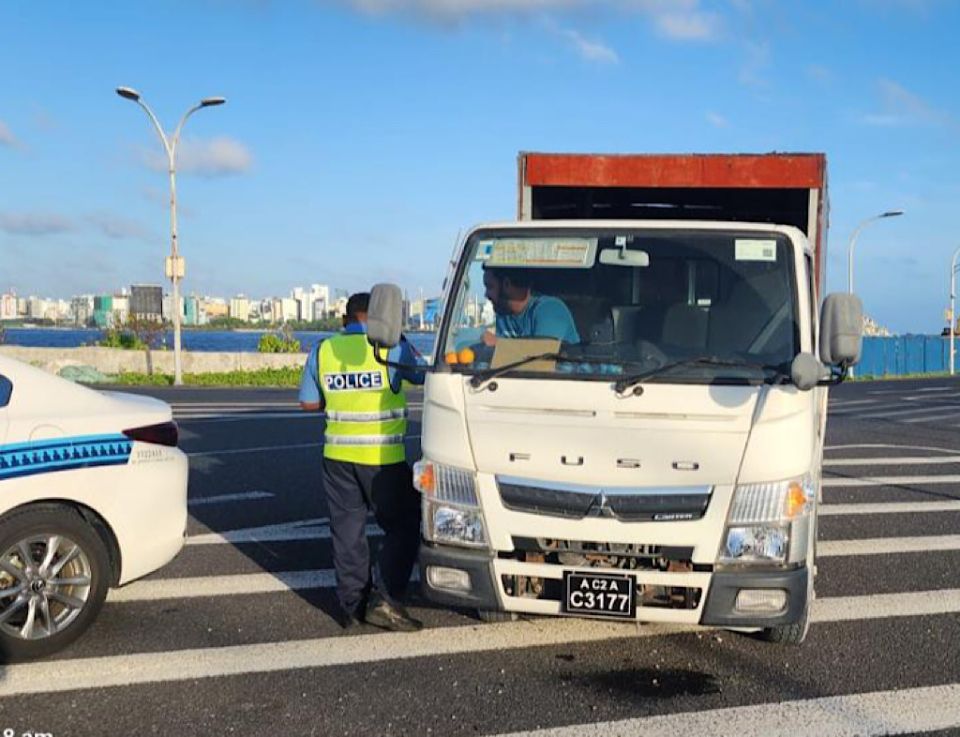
[735,239,777,262]
[486,237,597,268]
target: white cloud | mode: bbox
[0,212,74,236]
[560,28,619,63]
[628,0,719,41]
[143,136,253,177]
[338,0,720,40]
[0,121,18,148]
[706,111,728,128]
[87,213,154,242]
[862,78,956,130]
[738,40,770,87]
[806,64,833,83]
[345,0,579,24]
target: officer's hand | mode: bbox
[482,330,497,347]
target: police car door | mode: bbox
[0,372,10,443]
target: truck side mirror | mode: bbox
[367,283,404,349]
[820,293,863,366]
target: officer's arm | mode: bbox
[298,345,325,411]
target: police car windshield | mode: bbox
[440,228,801,383]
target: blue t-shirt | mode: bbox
[298,322,426,405]
[495,294,580,344]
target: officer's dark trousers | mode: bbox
[322,458,421,616]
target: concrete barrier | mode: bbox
[0,345,307,376]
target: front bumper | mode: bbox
[419,543,500,611]
[420,542,810,627]
[699,566,809,627]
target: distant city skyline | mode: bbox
[2,3,959,333]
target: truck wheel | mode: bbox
[477,609,518,623]
[0,505,110,662]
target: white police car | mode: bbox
[0,354,188,661]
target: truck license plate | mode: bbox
[562,572,636,619]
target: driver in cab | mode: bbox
[481,266,580,346]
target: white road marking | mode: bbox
[825,442,960,455]
[188,491,274,506]
[186,519,382,545]
[496,683,960,737]
[819,535,960,556]
[108,568,422,603]
[819,500,960,515]
[171,402,301,408]
[4,588,960,697]
[918,387,956,392]
[827,398,884,407]
[822,474,960,487]
[188,443,321,457]
[902,412,960,424]
[108,569,337,602]
[824,455,960,466]
[843,404,960,420]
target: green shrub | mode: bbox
[111,366,302,387]
[98,328,148,350]
[257,332,301,353]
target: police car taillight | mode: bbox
[123,421,179,447]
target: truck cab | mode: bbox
[367,153,862,645]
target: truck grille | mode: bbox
[497,476,711,522]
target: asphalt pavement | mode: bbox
[3,378,960,735]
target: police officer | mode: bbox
[299,292,425,631]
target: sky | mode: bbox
[1,0,959,334]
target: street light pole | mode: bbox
[116,86,226,386]
[847,210,904,294]
[950,246,960,376]
[845,210,903,379]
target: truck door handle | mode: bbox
[561,456,584,466]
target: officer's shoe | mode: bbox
[364,593,423,632]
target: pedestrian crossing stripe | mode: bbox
[0,433,132,481]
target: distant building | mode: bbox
[0,293,17,321]
[70,296,94,326]
[202,298,229,321]
[229,296,251,322]
[863,315,892,337]
[131,284,164,321]
[93,294,129,328]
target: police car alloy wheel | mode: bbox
[0,505,110,662]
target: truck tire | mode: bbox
[477,609,518,623]
[0,505,110,662]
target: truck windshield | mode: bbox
[440,228,801,383]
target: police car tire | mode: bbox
[477,609,519,623]
[0,504,110,663]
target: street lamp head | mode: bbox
[200,96,226,107]
[116,86,141,102]
[881,210,904,218]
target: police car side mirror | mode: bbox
[368,283,404,349]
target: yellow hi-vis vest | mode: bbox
[319,332,407,465]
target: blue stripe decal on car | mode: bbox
[0,434,134,481]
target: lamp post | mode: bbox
[116,86,226,386]
[847,210,904,294]
[950,246,960,376]
[845,210,903,379]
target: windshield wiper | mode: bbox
[613,356,790,395]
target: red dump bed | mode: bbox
[518,152,828,292]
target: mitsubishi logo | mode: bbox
[587,491,616,518]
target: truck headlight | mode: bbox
[414,460,487,548]
[719,475,815,566]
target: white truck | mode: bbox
[368,152,862,645]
